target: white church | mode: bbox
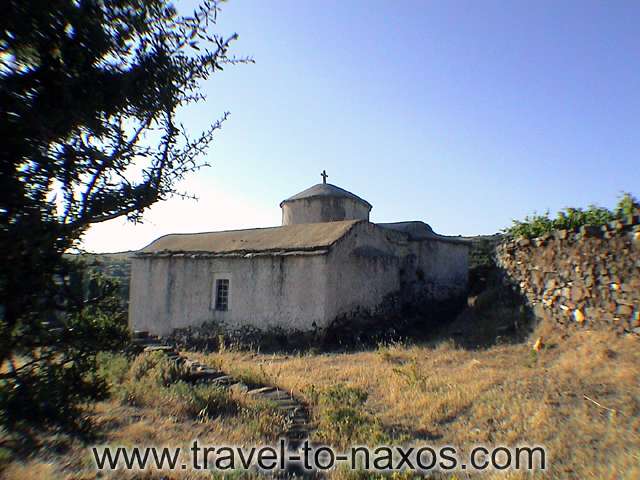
[129,173,469,337]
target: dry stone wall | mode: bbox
[496,218,640,333]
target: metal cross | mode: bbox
[321,170,328,184]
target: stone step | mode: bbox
[190,372,228,382]
[207,375,235,385]
[247,386,276,395]
[260,390,293,401]
[287,422,314,431]
[143,345,174,352]
[132,338,162,347]
[230,383,249,393]
[283,429,309,440]
[274,402,300,411]
[132,330,149,339]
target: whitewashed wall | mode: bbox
[129,222,469,336]
[129,253,329,336]
[281,197,370,225]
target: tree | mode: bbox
[0,0,247,428]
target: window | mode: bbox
[215,279,229,311]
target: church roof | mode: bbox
[139,219,362,256]
[378,221,470,244]
[280,183,372,209]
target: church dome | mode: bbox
[280,174,372,225]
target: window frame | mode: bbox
[211,273,232,312]
[215,278,229,311]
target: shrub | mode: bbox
[505,192,639,238]
[306,384,387,448]
[127,351,184,386]
[104,351,242,423]
[393,358,428,392]
[95,352,131,391]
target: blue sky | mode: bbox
[83,0,640,252]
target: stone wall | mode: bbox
[495,218,640,333]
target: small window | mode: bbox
[215,279,229,311]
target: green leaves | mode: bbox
[506,192,639,239]
[0,0,247,431]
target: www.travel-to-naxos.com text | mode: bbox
[91,439,547,473]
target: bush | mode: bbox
[101,351,243,423]
[0,268,129,433]
[505,192,639,239]
[96,352,131,390]
[306,384,387,448]
[127,351,184,386]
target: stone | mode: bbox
[248,386,276,395]
[517,237,531,247]
[570,286,585,303]
[554,230,568,240]
[580,225,601,238]
[496,222,640,335]
[616,304,633,317]
[144,345,174,352]
[609,220,624,231]
[133,330,149,339]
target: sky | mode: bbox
[82,0,640,252]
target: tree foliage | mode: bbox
[0,0,245,429]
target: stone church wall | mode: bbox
[129,253,330,336]
[325,222,401,323]
[129,221,470,339]
[495,220,640,333]
[324,222,469,327]
[408,238,469,303]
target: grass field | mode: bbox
[197,323,639,479]
[2,323,638,479]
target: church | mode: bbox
[129,173,469,337]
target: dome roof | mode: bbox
[280,183,372,209]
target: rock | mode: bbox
[248,386,276,395]
[517,237,531,247]
[617,304,633,317]
[144,345,174,352]
[580,225,601,238]
[570,286,585,303]
[609,220,624,231]
[554,230,568,240]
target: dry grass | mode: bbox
[0,353,283,480]
[197,324,640,479]
[2,326,638,479]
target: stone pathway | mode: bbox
[132,332,314,468]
